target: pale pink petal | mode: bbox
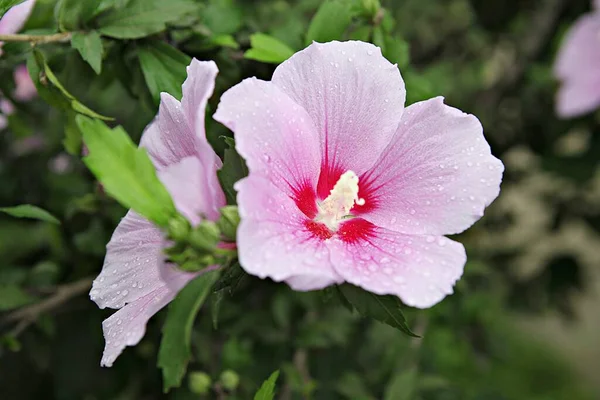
[354,97,503,236]
[0,0,35,34]
[158,156,215,224]
[553,13,600,117]
[235,175,343,290]
[328,220,466,308]
[13,64,36,101]
[140,59,225,219]
[556,75,600,117]
[272,40,406,192]
[100,270,195,367]
[140,92,202,169]
[214,78,321,211]
[0,114,7,130]
[89,211,196,310]
[595,0,600,10]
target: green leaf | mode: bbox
[244,33,295,64]
[77,115,176,227]
[383,36,410,70]
[63,113,83,155]
[0,205,60,224]
[254,370,280,400]
[213,262,247,293]
[306,0,353,45]
[0,0,24,17]
[71,31,103,74]
[55,0,103,31]
[201,1,242,36]
[27,49,113,120]
[211,34,239,49]
[158,270,220,392]
[217,137,248,205]
[337,284,419,338]
[96,0,198,39]
[138,41,191,104]
[0,285,37,311]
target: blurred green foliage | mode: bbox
[1,0,599,399]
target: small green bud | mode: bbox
[219,369,240,391]
[167,214,191,243]
[362,0,380,17]
[188,371,212,395]
[189,221,220,252]
[217,206,240,241]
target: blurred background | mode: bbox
[1,0,599,399]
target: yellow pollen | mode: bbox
[315,170,365,230]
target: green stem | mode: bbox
[0,32,72,44]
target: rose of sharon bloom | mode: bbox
[554,0,600,118]
[89,59,225,367]
[0,0,36,56]
[215,41,503,308]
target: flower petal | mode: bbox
[553,13,600,117]
[100,269,195,367]
[272,40,406,189]
[556,75,600,118]
[214,78,321,212]
[140,59,225,219]
[0,0,35,34]
[140,92,202,169]
[183,60,224,207]
[89,211,196,310]
[354,97,503,236]
[554,13,600,81]
[158,156,222,224]
[328,220,466,308]
[235,175,343,291]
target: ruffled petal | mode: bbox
[89,211,196,309]
[354,97,503,236]
[236,175,343,291]
[328,220,466,308]
[100,270,196,367]
[140,59,225,218]
[0,0,35,34]
[272,40,406,192]
[214,78,321,213]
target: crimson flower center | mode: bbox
[314,170,365,231]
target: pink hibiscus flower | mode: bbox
[215,41,503,308]
[554,0,600,118]
[89,60,225,367]
[0,0,35,56]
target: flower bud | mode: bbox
[189,220,220,252]
[168,214,191,243]
[219,369,240,391]
[217,206,240,241]
[188,371,212,395]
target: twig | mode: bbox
[0,32,72,44]
[1,277,93,335]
